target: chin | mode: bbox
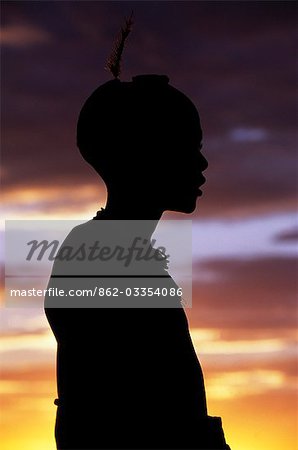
[181,205,197,214]
[168,199,197,214]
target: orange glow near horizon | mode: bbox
[1,185,106,222]
[0,323,297,450]
[1,360,297,450]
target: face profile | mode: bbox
[77,74,208,217]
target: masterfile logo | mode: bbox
[5,220,192,308]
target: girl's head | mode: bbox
[77,74,207,213]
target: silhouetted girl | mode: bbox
[45,71,231,449]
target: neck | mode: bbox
[103,189,164,221]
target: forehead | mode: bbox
[170,109,202,147]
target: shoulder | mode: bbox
[50,220,95,274]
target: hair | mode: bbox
[77,75,202,182]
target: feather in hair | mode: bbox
[105,12,134,79]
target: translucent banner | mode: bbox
[5,220,192,308]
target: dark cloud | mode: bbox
[187,256,297,329]
[197,132,297,217]
[273,228,298,242]
[1,1,296,218]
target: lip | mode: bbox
[196,178,206,196]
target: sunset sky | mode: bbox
[1,2,297,450]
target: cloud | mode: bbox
[274,228,298,242]
[188,256,297,329]
[191,213,298,263]
[1,184,106,220]
[206,369,289,400]
[228,127,269,143]
[0,24,51,47]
